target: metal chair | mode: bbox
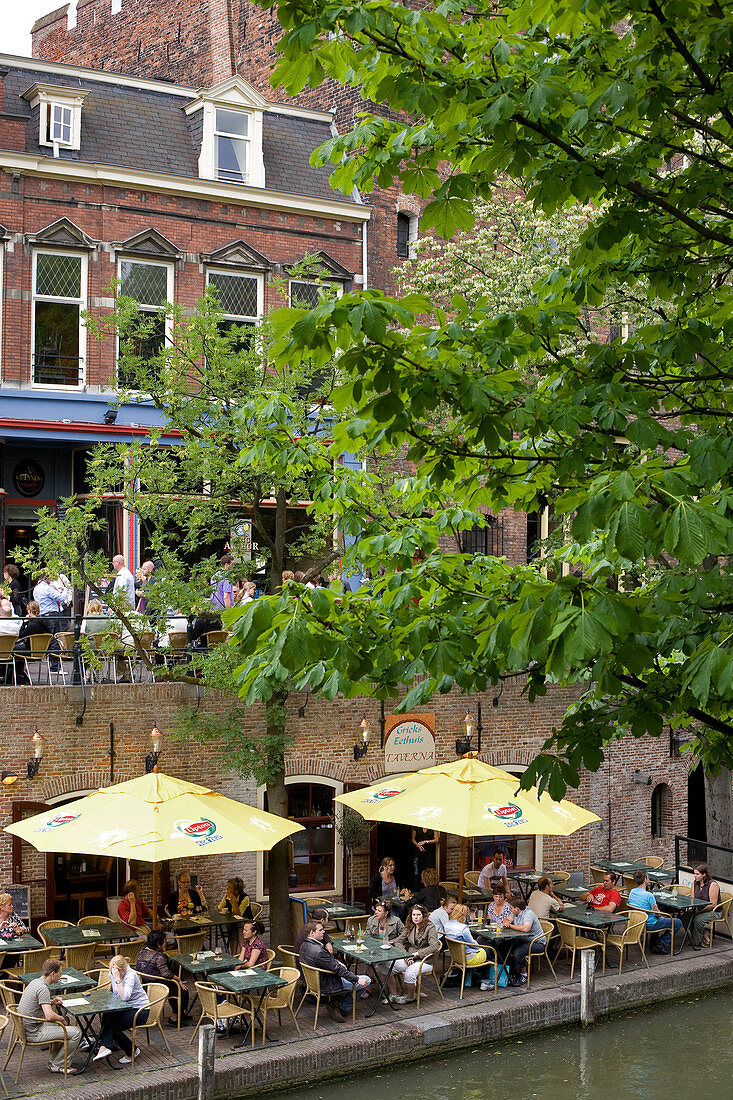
[37,920,74,947]
[128,982,171,1060]
[634,856,664,868]
[261,967,301,1041]
[190,981,250,1045]
[4,1007,74,1081]
[414,951,445,1007]
[295,963,356,1029]
[554,920,605,979]
[628,904,674,956]
[0,636,19,686]
[606,911,648,972]
[25,633,55,684]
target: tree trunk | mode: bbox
[265,695,292,953]
[704,767,733,880]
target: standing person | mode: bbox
[32,574,64,631]
[369,856,400,907]
[110,555,136,608]
[164,871,206,918]
[411,826,439,887]
[298,921,370,1022]
[135,560,155,613]
[17,957,82,1074]
[117,880,152,931]
[211,553,235,611]
[528,876,565,919]
[689,864,721,949]
[628,869,684,954]
[583,872,622,913]
[504,894,547,986]
[93,955,149,1064]
[477,850,510,894]
[391,904,441,1004]
[3,564,26,616]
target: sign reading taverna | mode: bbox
[384,713,436,772]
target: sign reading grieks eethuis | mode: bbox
[383,713,436,772]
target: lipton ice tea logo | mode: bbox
[174,819,222,847]
[35,811,79,834]
[484,803,527,828]
[362,786,405,804]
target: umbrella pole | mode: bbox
[458,836,467,904]
[152,861,159,930]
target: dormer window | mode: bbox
[216,109,250,184]
[186,76,266,189]
[22,83,88,153]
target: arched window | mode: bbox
[651,782,672,838]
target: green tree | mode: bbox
[232,0,733,851]
[23,265,366,946]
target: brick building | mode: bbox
[0,1,707,927]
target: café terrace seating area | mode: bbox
[0,859,730,1094]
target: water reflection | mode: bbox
[280,990,732,1100]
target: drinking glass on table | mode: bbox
[215,945,222,959]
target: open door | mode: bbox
[11,801,55,928]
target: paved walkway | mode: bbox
[8,941,733,1099]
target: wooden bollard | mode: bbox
[580,949,596,1026]
[198,1022,215,1100]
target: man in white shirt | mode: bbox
[478,851,509,894]
[111,556,136,607]
[0,601,21,636]
[429,896,456,934]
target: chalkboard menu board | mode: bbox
[8,885,30,922]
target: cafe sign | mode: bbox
[384,714,436,772]
[12,459,45,497]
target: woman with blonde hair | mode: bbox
[93,954,150,1064]
[444,903,488,972]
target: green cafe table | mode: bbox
[650,890,710,951]
[554,883,594,901]
[595,860,674,885]
[162,911,245,949]
[559,903,629,932]
[20,965,95,995]
[0,933,42,953]
[212,967,287,1048]
[42,922,139,949]
[58,986,136,1072]
[169,949,240,979]
[332,934,410,1017]
[508,872,566,903]
[306,902,365,919]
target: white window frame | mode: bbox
[189,79,266,189]
[206,267,264,329]
[397,211,419,259]
[32,248,87,390]
[116,256,174,390]
[23,85,88,152]
[214,107,251,185]
[256,775,344,901]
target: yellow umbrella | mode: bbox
[5,770,303,925]
[335,755,599,900]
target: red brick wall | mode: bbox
[30,0,426,297]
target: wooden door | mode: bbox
[11,801,55,928]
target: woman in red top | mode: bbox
[117,879,152,930]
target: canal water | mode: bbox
[282,988,733,1099]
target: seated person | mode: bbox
[237,919,267,968]
[485,883,512,926]
[477,850,510,894]
[528,876,565,919]
[391,904,441,1004]
[0,891,28,940]
[298,920,370,1022]
[690,863,721,949]
[366,900,404,942]
[17,957,82,1075]
[157,609,189,649]
[81,599,109,640]
[409,868,446,914]
[93,955,150,1064]
[628,869,684,954]
[444,903,488,973]
[0,600,21,638]
[165,871,206,918]
[584,872,622,913]
[295,908,334,956]
[117,879,152,931]
[505,893,547,986]
[217,877,253,920]
[429,895,457,935]
[136,929,190,1025]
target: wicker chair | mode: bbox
[63,943,98,971]
[24,633,55,684]
[634,856,664,869]
[174,932,206,956]
[673,884,691,897]
[37,920,74,947]
[204,630,228,648]
[261,967,301,1041]
[77,915,114,926]
[342,917,368,937]
[190,981,251,1045]
[127,982,171,1061]
[0,635,19,686]
[295,963,356,1029]
[440,938,471,1000]
[547,871,571,884]
[710,891,732,946]
[86,969,113,988]
[263,948,277,970]
[414,952,445,1007]
[0,1015,7,1096]
[628,904,674,956]
[463,871,481,888]
[250,902,264,921]
[606,910,648,972]
[439,882,461,894]
[277,945,298,970]
[526,920,558,988]
[4,1007,74,1081]
[0,982,24,1060]
[554,920,605,979]
[2,947,56,978]
[589,866,606,885]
